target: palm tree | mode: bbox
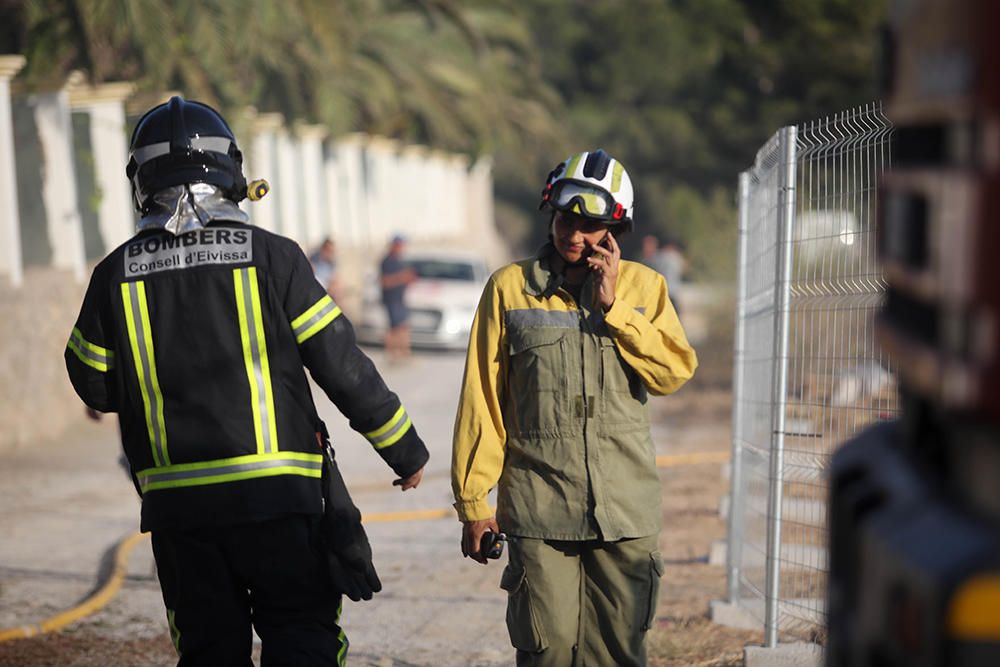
[8,0,563,162]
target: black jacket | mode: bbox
[66,221,428,532]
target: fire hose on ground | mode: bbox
[0,450,729,642]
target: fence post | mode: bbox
[727,170,751,604]
[765,125,797,647]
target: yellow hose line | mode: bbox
[0,451,730,642]
[656,450,730,467]
[362,507,454,523]
[0,531,150,642]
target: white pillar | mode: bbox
[400,144,430,241]
[67,80,136,252]
[447,154,469,239]
[246,112,282,233]
[427,150,451,242]
[333,134,370,249]
[297,124,328,250]
[34,78,86,281]
[0,55,25,287]
[470,156,495,237]
[469,156,505,267]
[275,126,302,242]
[365,136,400,247]
[322,142,341,242]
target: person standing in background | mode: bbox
[310,237,340,300]
[640,234,685,316]
[379,235,417,361]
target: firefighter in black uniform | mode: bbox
[64,96,429,666]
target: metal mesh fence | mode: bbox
[727,103,896,646]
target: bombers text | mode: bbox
[125,228,253,277]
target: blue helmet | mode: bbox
[126,96,247,212]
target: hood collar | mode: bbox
[525,241,597,299]
[524,242,562,297]
[137,183,249,236]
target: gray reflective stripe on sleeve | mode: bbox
[292,296,342,343]
[364,405,413,450]
[504,309,581,330]
[69,328,114,370]
[136,454,323,492]
[635,306,646,315]
[234,267,277,455]
[368,415,411,449]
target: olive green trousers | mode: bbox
[501,535,663,667]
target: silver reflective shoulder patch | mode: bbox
[125,228,253,277]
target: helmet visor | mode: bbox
[546,179,630,222]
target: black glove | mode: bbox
[319,439,382,602]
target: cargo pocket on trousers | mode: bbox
[500,563,547,652]
[642,551,665,631]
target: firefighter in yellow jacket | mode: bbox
[452,149,697,666]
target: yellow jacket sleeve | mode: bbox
[603,271,698,396]
[451,276,507,522]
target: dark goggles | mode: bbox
[541,178,628,221]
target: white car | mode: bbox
[356,251,489,351]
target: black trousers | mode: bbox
[151,514,347,667]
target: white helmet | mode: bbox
[539,149,634,231]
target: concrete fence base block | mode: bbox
[744,642,823,667]
[710,600,761,631]
[710,597,825,630]
[709,539,728,566]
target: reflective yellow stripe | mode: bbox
[234,268,278,454]
[136,451,323,492]
[137,284,168,462]
[122,282,169,467]
[335,600,349,665]
[374,416,411,449]
[610,160,624,193]
[298,305,342,343]
[68,327,114,371]
[366,405,405,438]
[292,295,334,330]
[564,153,582,178]
[167,609,181,654]
[234,270,262,452]
[249,269,277,452]
[67,339,111,372]
[364,405,413,450]
[291,294,342,344]
[72,327,113,358]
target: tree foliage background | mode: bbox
[1,0,885,278]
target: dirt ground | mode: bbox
[647,387,763,666]
[0,381,759,666]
